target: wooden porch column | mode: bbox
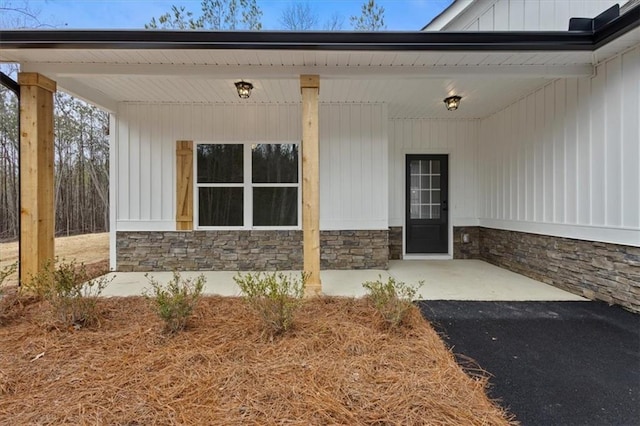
[18,72,56,285]
[300,75,321,296]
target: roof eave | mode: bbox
[0,29,599,51]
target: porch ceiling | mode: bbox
[1,48,593,118]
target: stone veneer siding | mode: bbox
[453,227,481,259]
[389,227,403,260]
[479,228,640,313]
[116,230,388,272]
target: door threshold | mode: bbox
[403,254,453,260]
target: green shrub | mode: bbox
[24,258,112,328]
[362,276,423,329]
[145,271,205,334]
[0,262,18,322]
[0,262,17,292]
[234,272,306,336]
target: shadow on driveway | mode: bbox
[418,301,640,426]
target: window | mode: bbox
[195,143,300,228]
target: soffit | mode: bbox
[0,48,593,118]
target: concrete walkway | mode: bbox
[101,260,586,301]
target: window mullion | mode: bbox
[244,143,252,229]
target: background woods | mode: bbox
[0,86,110,241]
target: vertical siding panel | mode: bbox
[490,115,498,219]
[478,8,494,30]
[577,77,591,225]
[553,79,565,223]
[128,104,141,221]
[470,121,478,219]
[525,94,535,221]
[117,105,130,221]
[388,121,397,224]
[554,0,569,30]
[621,48,640,228]
[543,84,555,222]
[517,98,527,220]
[534,89,545,222]
[319,105,330,226]
[605,56,623,227]
[591,65,606,226]
[494,1,509,30]
[508,106,516,220]
[150,104,162,221]
[524,0,540,30]
[351,105,363,219]
[138,103,155,220]
[511,102,519,220]
[340,105,352,221]
[361,106,373,219]
[498,115,504,220]
[508,0,525,30]
[565,78,578,224]
[539,0,555,30]
[161,106,173,221]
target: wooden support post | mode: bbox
[18,72,56,285]
[300,75,321,296]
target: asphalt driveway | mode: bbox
[419,301,640,426]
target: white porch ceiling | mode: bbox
[1,48,594,118]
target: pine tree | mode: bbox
[350,0,386,31]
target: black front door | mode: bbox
[405,155,448,254]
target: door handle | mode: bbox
[442,200,448,212]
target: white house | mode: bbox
[1,0,638,310]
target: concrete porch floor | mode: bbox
[101,260,586,301]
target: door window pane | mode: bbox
[252,144,298,183]
[410,159,442,220]
[198,187,243,226]
[253,187,297,226]
[197,144,243,183]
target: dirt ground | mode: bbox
[0,233,109,286]
[0,296,515,425]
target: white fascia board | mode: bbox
[21,62,594,79]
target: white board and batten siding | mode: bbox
[478,46,640,246]
[442,0,622,31]
[113,102,388,232]
[388,119,479,228]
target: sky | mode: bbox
[15,0,454,31]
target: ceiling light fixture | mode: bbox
[443,95,462,111]
[235,81,253,99]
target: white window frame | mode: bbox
[194,141,302,230]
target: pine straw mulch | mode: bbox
[0,295,516,425]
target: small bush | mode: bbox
[145,271,205,334]
[24,258,112,328]
[0,262,18,323]
[362,276,423,329]
[234,272,306,336]
[0,262,17,294]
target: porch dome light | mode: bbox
[235,81,253,99]
[443,95,462,111]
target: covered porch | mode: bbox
[100,259,587,301]
[1,13,638,310]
